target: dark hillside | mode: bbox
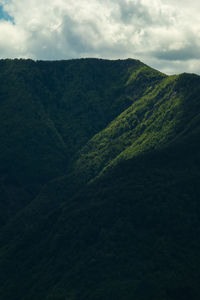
[0,58,164,225]
[0,59,199,300]
[0,120,200,300]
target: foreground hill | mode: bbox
[0,58,164,225]
[0,58,200,299]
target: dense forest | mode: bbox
[0,58,200,299]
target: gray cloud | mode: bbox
[117,1,153,25]
[153,47,200,61]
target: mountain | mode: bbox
[0,58,164,225]
[0,58,200,300]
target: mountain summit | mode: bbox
[0,58,200,300]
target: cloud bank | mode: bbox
[0,0,199,74]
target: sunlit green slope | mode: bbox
[73,73,200,182]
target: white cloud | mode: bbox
[0,20,28,57]
[0,0,199,74]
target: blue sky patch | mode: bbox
[0,5,14,22]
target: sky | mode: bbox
[0,0,199,74]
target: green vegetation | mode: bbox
[0,58,150,224]
[0,58,200,299]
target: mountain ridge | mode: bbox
[0,58,200,300]
[0,58,165,224]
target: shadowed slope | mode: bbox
[0,59,199,300]
[0,114,200,300]
[0,58,165,224]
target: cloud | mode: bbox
[0,0,199,74]
[0,20,28,56]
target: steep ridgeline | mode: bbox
[0,59,200,300]
[75,73,200,181]
[0,58,164,225]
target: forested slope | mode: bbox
[0,58,164,225]
[0,58,200,300]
